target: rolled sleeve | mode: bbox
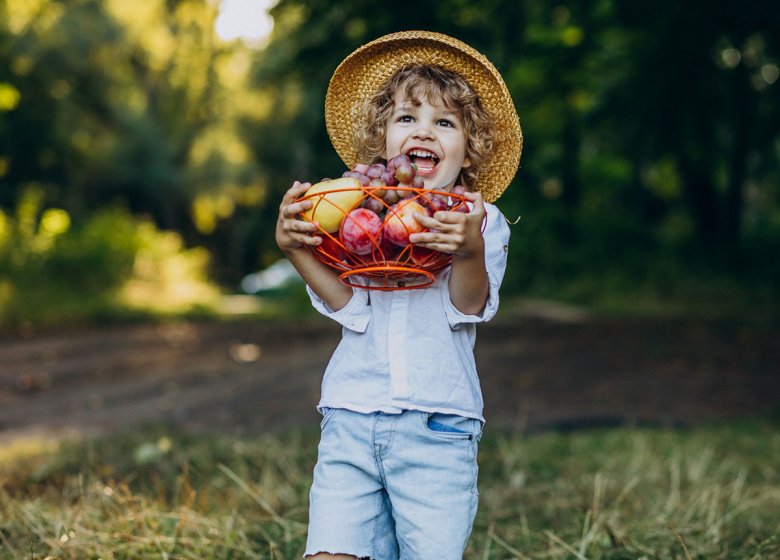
[443,203,510,329]
[441,269,502,328]
[306,284,371,333]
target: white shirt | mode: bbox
[307,202,511,423]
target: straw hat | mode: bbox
[325,30,523,203]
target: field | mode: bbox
[1,421,779,559]
[1,306,779,559]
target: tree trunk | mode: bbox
[561,102,582,209]
[679,156,719,245]
[725,64,751,243]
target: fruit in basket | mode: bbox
[380,170,398,186]
[318,234,348,262]
[382,189,400,205]
[394,162,416,185]
[411,246,437,265]
[383,198,430,247]
[379,236,402,261]
[362,195,385,215]
[301,177,364,233]
[340,208,383,255]
[420,192,449,213]
[367,164,385,180]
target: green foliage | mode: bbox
[0,187,220,330]
[1,421,778,558]
[1,0,779,320]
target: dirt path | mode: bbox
[1,304,778,444]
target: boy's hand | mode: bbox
[276,181,323,253]
[409,191,486,258]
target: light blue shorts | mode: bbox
[304,408,483,560]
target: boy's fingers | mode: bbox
[412,211,445,229]
[284,199,313,218]
[470,192,486,215]
[461,191,485,217]
[284,181,311,203]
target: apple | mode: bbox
[340,208,383,255]
[411,245,438,265]
[383,198,430,247]
[301,177,364,233]
[378,235,402,262]
[318,234,347,262]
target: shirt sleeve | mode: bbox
[443,202,511,328]
[306,282,371,333]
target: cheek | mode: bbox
[384,129,401,155]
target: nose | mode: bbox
[412,122,434,140]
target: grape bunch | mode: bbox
[341,154,423,209]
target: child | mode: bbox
[275,31,522,560]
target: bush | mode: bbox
[0,189,220,331]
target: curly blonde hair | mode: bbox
[353,65,495,191]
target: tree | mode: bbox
[608,0,780,245]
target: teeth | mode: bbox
[408,149,439,160]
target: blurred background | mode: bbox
[1,4,779,557]
[1,0,778,330]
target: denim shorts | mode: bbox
[304,408,483,560]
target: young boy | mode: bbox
[276,31,522,560]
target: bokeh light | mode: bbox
[215,0,275,47]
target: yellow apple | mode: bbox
[301,177,364,233]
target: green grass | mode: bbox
[1,422,779,559]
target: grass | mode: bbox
[1,421,779,559]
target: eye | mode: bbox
[437,118,455,128]
[397,114,414,123]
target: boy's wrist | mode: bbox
[452,236,485,262]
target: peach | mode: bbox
[383,198,430,247]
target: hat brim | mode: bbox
[325,30,523,203]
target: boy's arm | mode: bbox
[276,181,353,311]
[410,192,489,315]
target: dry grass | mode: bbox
[1,421,779,559]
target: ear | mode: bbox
[462,155,472,169]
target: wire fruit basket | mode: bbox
[296,180,470,290]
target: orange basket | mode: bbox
[297,185,470,290]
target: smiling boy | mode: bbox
[275,31,522,560]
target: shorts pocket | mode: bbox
[422,412,480,441]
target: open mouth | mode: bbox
[407,149,440,175]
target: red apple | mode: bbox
[340,208,383,255]
[411,245,438,265]
[378,235,402,262]
[318,234,347,262]
[383,198,430,247]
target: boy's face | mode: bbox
[384,89,470,191]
